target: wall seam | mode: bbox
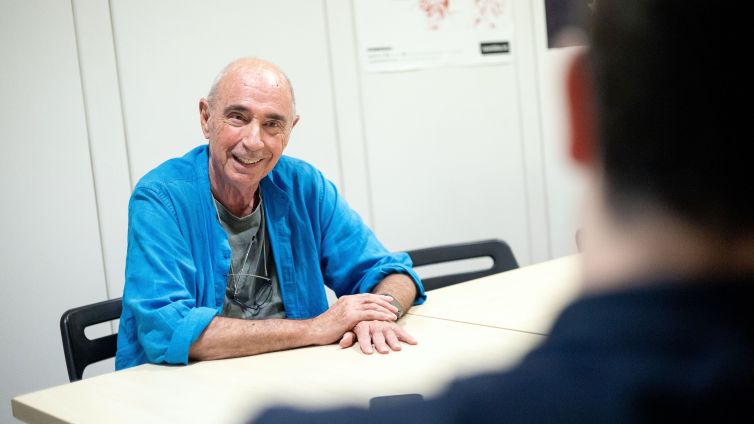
[108,0,135,189]
[347,0,377,231]
[322,0,347,197]
[70,0,112,301]
[530,0,553,259]
[512,0,537,265]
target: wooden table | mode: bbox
[409,255,582,334]
[12,256,584,424]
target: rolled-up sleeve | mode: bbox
[316,175,426,305]
[122,186,218,366]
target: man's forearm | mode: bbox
[189,292,401,361]
[189,316,318,361]
[371,273,417,317]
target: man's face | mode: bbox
[200,65,298,194]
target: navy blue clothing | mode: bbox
[255,276,754,423]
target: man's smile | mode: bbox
[232,153,264,166]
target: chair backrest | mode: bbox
[407,239,518,291]
[60,297,122,382]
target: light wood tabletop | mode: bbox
[12,255,582,424]
[12,314,544,424]
[408,255,583,334]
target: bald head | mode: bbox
[207,58,296,115]
[200,58,300,216]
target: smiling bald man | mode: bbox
[116,58,425,370]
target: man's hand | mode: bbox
[310,294,398,345]
[338,320,418,354]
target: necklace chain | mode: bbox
[212,196,270,312]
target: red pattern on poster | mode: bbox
[419,0,450,30]
[473,0,504,29]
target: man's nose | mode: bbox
[242,120,264,150]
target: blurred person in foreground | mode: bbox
[254,0,754,422]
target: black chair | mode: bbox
[60,297,122,382]
[407,239,518,291]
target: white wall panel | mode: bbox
[512,0,553,264]
[72,0,131,301]
[0,0,107,419]
[361,65,532,264]
[348,0,557,266]
[323,0,374,225]
[538,48,584,258]
[109,0,343,189]
[532,0,585,258]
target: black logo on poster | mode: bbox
[480,41,510,55]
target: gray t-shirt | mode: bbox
[213,196,285,319]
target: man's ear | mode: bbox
[282,115,300,149]
[566,52,597,166]
[199,98,211,139]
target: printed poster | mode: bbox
[353,0,514,72]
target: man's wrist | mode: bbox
[380,293,404,319]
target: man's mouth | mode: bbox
[233,154,264,165]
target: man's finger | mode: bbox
[361,303,398,316]
[395,327,418,345]
[359,294,399,313]
[360,310,396,322]
[372,329,389,354]
[384,329,402,351]
[354,324,373,354]
[339,331,355,348]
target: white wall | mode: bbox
[109,0,344,187]
[0,1,111,421]
[532,0,585,259]
[1,0,582,421]
[538,48,585,258]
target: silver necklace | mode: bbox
[212,197,270,311]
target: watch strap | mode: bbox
[380,293,404,319]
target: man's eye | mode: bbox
[227,114,246,124]
[265,121,283,129]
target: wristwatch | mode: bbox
[380,293,404,320]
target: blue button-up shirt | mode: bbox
[116,145,425,369]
